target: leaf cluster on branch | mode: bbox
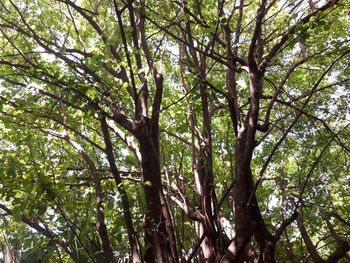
[0,0,349,262]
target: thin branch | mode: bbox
[186,231,207,263]
[248,49,350,206]
[0,203,76,262]
[298,123,350,203]
[260,0,339,70]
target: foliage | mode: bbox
[0,0,349,262]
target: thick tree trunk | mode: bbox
[231,159,277,262]
[226,68,278,262]
[136,121,178,263]
[232,160,256,260]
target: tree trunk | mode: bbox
[136,120,178,263]
[3,233,12,263]
[228,68,277,261]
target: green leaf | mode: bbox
[12,205,22,222]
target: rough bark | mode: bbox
[136,119,178,263]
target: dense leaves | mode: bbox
[0,0,349,262]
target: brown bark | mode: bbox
[197,82,223,261]
[296,211,350,263]
[136,123,178,263]
[186,39,224,259]
[101,118,141,263]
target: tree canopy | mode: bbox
[0,0,349,262]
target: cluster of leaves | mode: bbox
[0,0,349,262]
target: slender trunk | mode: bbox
[101,118,141,263]
[3,233,12,263]
[198,82,223,262]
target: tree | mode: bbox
[0,0,349,262]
